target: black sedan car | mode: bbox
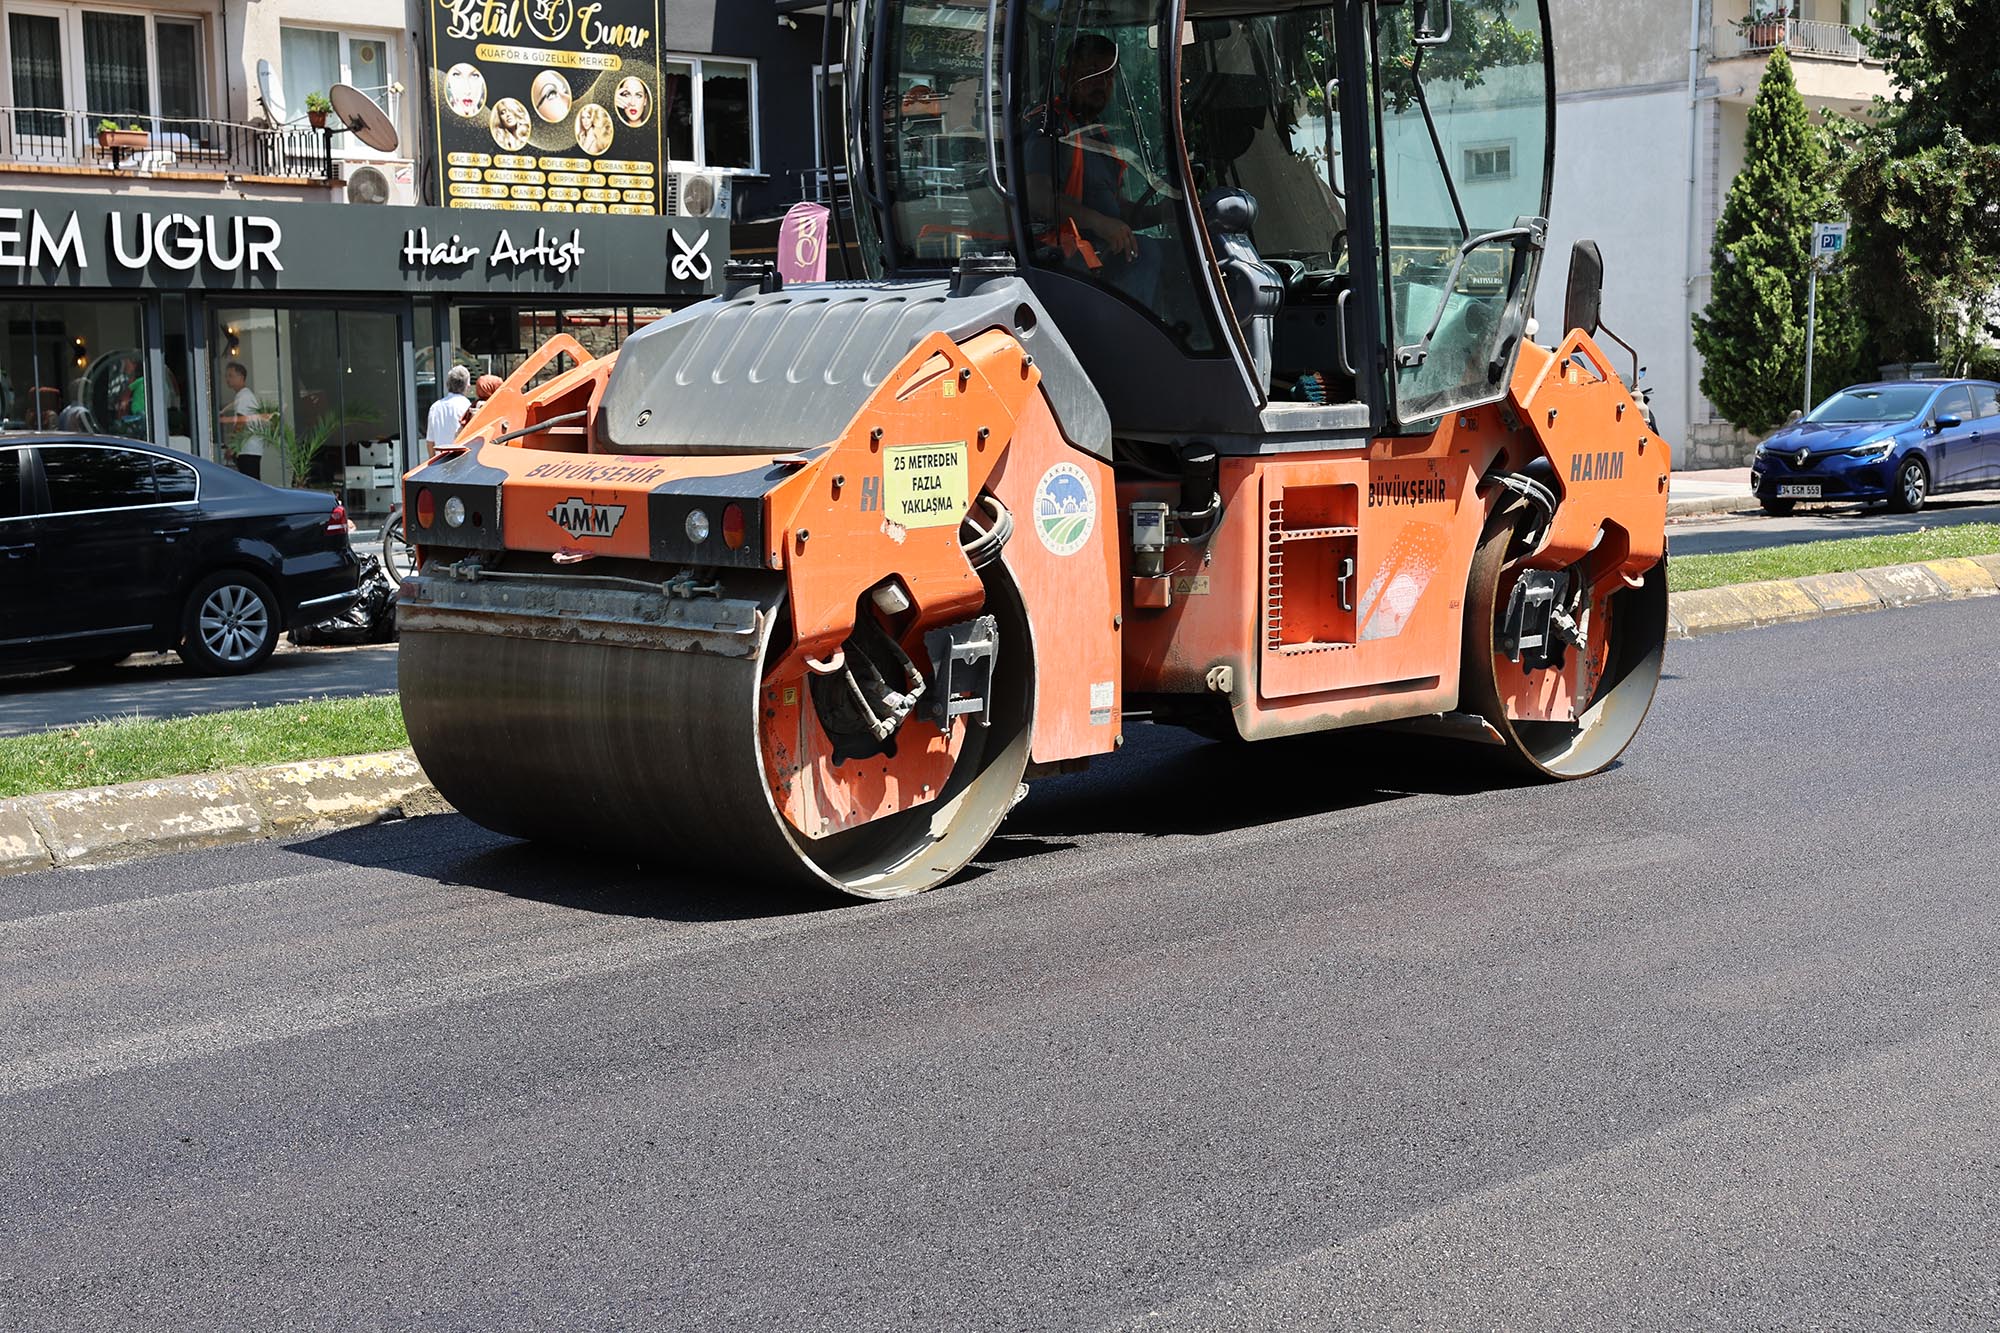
[1,435,360,675]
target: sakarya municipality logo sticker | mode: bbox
[1033,462,1095,556]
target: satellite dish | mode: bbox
[256,59,286,122]
[329,82,399,153]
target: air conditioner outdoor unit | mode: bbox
[667,169,732,220]
[345,164,391,205]
[342,162,418,206]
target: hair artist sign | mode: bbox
[0,193,721,296]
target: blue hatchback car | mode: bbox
[1750,379,2000,514]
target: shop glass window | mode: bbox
[42,445,157,514]
[0,298,157,440]
[0,448,20,519]
[661,56,758,172]
[153,456,197,503]
[210,305,407,517]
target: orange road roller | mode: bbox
[399,0,1669,897]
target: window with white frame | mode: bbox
[277,23,401,155]
[4,5,208,138]
[1463,142,1514,183]
[662,56,759,173]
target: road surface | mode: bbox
[0,642,399,737]
[3,601,1998,1328]
[1670,491,2000,556]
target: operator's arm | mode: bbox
[1026,165,1136,258]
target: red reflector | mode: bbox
[326,501,347,534]
[414,488,435,529]
[721,503,746,550]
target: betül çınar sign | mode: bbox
[428,0,666,214]
[0,194,721,295]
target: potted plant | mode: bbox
[1735,9,1787,50]
[95,119,149,151]
[304,92,333,130]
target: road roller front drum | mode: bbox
[400,561,1035,900]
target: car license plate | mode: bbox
[1776,483,1821,499]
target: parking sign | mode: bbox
[1814,222,1849,257]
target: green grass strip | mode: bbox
[0,695,409,800]
[1671,522,2000,593]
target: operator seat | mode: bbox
[1202,188,1284,393]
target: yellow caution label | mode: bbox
[882,442,969,530]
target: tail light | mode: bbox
[721,503,746,550]
[326,501,349,535]
[414,487,435,530]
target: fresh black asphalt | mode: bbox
[1,600,1997,1329]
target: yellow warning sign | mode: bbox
[883,442,968,529]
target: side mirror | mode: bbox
[1563,240,1603,339]
[1934,414,1962,431]
[1787,409,1804,425]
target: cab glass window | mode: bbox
[1374,0,1550,425]
[1022,2,1218,353]
[1976,384,2000,419]
[154,457,198,503]
[875,0,1013,267]
[42,446,158,514]
[0,448,19,519]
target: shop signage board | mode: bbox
[0,195,722,297]
[427,0,666,215]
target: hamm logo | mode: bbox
[547,498,626,539]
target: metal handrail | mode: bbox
[0,107,333,180]
[1715,17,1870,61]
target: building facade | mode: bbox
[1542,0,1890,467]
[0,0,819,521]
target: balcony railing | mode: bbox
[1715,17,1870,61]
[0,108,333,181]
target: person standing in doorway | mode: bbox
[218,360,268,479]
[426,365,472,455]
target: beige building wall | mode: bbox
[1542,0,1892,465]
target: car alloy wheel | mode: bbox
[179,570,280,675]
[199,583,271,664]
[1891,457,1929,513]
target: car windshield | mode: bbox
[1806,385,1935,423]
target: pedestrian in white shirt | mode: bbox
[426,365,473,455]
[219,361,269,479]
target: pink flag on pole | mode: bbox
[777,201,831,285]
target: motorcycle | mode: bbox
[290,545,399,647]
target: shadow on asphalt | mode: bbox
[997,722,1539,844]
[282,720,1560,922]
[288,816,852,923]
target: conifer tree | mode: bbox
[1693,49,1862,435]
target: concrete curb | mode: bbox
[1667,494,1755,519]
[4,554,1997,878]
[0,750,447,878]
[1666,557,2000,640]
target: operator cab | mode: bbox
[850,0,1553,443]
